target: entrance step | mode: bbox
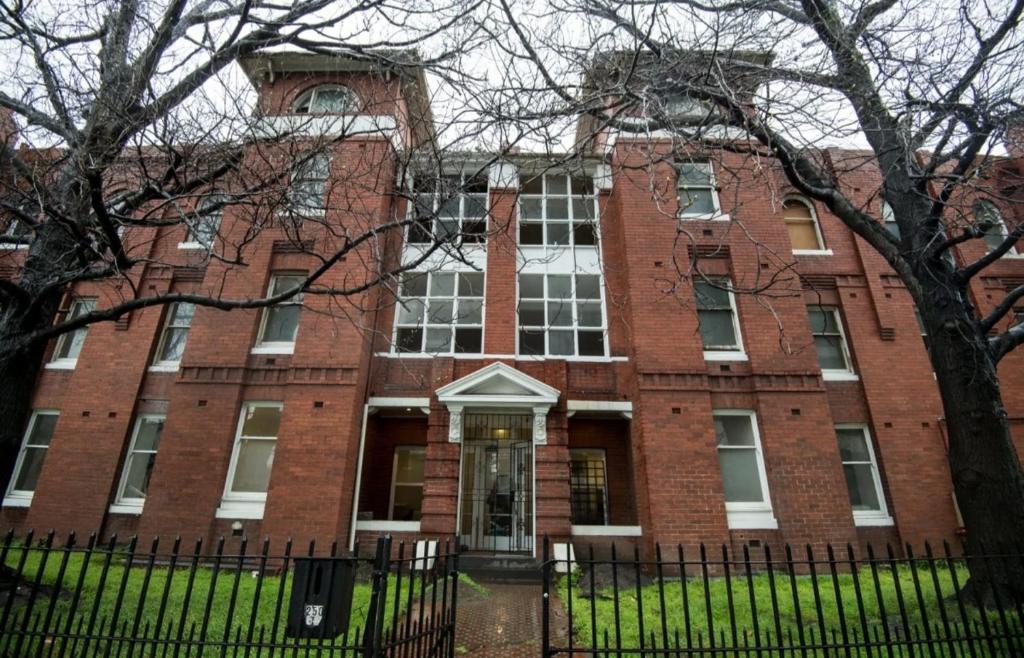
[459,552,542,583]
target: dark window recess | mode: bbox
[578,331,605,356]
[454,328,483,353]
[396,328,423,352]
[519,329,545,355]
[462,220,487,243]
[520,223,543,245]
[573,223,597,246]
[570,451,608,525]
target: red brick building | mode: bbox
[3,51,1023,558]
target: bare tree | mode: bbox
[481,0,1024,602]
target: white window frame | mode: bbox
[569,448,610,526]
[406,172,489,247]
[975,200,1022,258]
[109,414,165,514]
[881,199,900,239]
[252,273,305,355]
[807,305,857,381]
[388,445,426,521]
[291,85,359,114]
[517,173,600,249]
[286,152,330,217]
[391,270,486,355]
[150,302,195,371]
[694,278,746,361]
[47,298,97,370]
[3,410,59,507]
[836,424,893,526]
[676,161,724,220]
[516,272,609,359]
[713,409,776,529]
[179,193,226,250]
[217,401,283,519]
[784,196,831,255]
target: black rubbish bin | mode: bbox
[285,557,356,638]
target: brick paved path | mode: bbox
[454,582,565,658]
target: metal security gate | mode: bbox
[459,414,534,553]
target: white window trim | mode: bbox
[111,414,165,511]
[388,446,426,522]
[3,409,59,507]
[809,305,857,380]
[696,279,746,361]
[152,303,193,369]
[253,273,304,354]
[391,270,486,355]
[217,401,283,519]
[713,409,777,529]
[793,249,835,257]
[406,172,490,247]
[515,272,610,358]
[517,172,601,248]
[49,299,97,368]
[784,196,828,254]
[837,423,894,527]
[676,161,724,219]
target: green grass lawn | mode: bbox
[1,542,467,657]
[556,562,1024,657]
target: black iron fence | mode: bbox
[541,537,1024,657]
[0,530,459,658]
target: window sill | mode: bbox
[2,494,32,508]
[45,360,77,370]
[793,249,834,257]
[704,350,748,362]
[570,524,643,537]
[0,244,29,250]
[109,502,144,515]
[215,500,265,520]
[355,520,422,532]
[853,513,894,527]
[251,344,295,355]
[725,509,778,530]
[678,213,730,222]
[148,363,180,373]
[177,242,206,250]
[822,371,859,382]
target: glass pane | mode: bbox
[578,331,605,357]
[549,330,574,355]
[456,299,483,324]
[241,406,281,438]
[519,274,544,299]
[547,301,572,327]
[546,175,567,195]
[397,299,425,325]
[438,195,460,219]
[694,282,729,309]
[27,414,58,447]
[13,447,47,491]
[844,464,881,511]
[679,189,716,215]
[427,300,454,324]
[521,176,543,195]
[677,163,712,186]
[576,275,600,299]
[401,272,428,297]
[311,88,354,113]
[262,305,300,343]
[425,327,452,352]
[718,449,764,503]
[518,301,545,326]
[462,220,487,243]
[430,273,455,297]
[807,308,838,335]
[574,222,597,246]
[454,328,482,353]
[548,275,572,300]
[698,310,737,348]
[438,219,460,239]
[577,302,602,327]
[837,429,872,462]
[572,197,595,221]
[408,219,432,243]
[159,327,189,362]
[519,329,544,355]
[171,303,195,326]
[397,327,423,352]
[787,220,822,250]
[465,194,487,219]
[231,439,276,493]
[394,448,425,484]
[520,222,543,245]
[56,327,87,360]
[271,275,305,297]
[814,335,847,370]
[570,176,593,195]
[521,198,543,219]
[783,200,813,220]
[134,418,164,451]
[547,198,569,220]
[547,222,571,245]
[391,486,424,521]
[121,453,157,499]
[714,415,755,447]
[459,272,485,297]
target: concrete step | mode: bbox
[459,553,542,583]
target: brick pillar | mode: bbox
[534,408,571,545]
[419,403,459,539]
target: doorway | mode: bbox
[459,414,534,553]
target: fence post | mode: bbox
[363,535,392,658]
[448,539,460,658]
[542,535,551,658]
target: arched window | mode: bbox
[783,197,825,252]
[291,86,358,114]
[974,200,1017,254]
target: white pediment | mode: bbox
[436,362,559,406]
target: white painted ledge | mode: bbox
[822,371,860,382]
[355,520,422,532]
[704,350,748,362]
[250,344,295,355]
[854,513,895,527]
[2,494,32,508]
[726,510,778,530]
[793,249,834,257]
[215,501,265,520]
[44,360,77,370]
[108,502,144,515]
[570,525,643,537]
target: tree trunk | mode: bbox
[924,286,1024,607]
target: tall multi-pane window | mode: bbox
[569,449,608,525]
[152,303,195,368]
[836,425,891,525]
[254,273,304,353]
[288,152,329,215]
[113,415,165,509]
[676,161,720,218]
[783,198,826,252]
[975,200,1018,255]
[221,402,282,517]
[394,271,484,354]
[881,200,900,238]
[807,305,855,378]
[4,410,59,505]
[184,193,226,247]
[389,446,425,521]
[517,273,606,357]
[518,174,597,247]
[713,410,775,528]
[50,298,97,366]
[408,173,487,245]
[694,279,743,357]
